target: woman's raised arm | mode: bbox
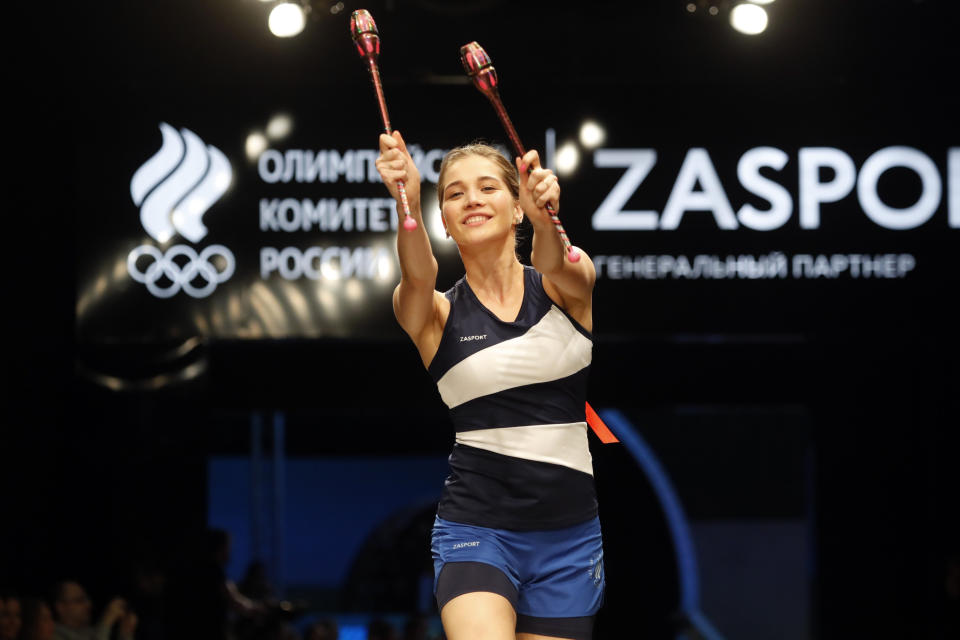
[517,150,596,330]
[375,131,445,355]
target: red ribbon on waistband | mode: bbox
[585,402,619,444]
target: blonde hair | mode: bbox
[436,142,519,207]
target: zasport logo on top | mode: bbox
[127,123,235,298]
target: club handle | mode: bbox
[364,57,417,231]
[396,181,417,230]
[543,202,580,262]
[482,90,578,261]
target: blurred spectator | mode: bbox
[165,528,263,640]
[238,562,273,602]
[51,580,136,640]
[302,618,338,640]
[366,618,397,640]
[0,591,22,640]
[233,559,302,640]
[18,598,56,640]
[125,558,166,640]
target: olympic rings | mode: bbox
[128,244,235,298]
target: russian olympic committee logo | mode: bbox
[127,122,235,298]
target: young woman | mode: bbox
[376,131,603,640]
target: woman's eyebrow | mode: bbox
[444,176,502,192]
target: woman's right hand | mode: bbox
[376,130,421,212]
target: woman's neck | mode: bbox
[462,248,523,301]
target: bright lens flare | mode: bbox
[266,113,293,139]
[730,3,768,35]
[556,143,580,176]
[579,121,606,148]
[245,131,268,161]
[269,3,306,38]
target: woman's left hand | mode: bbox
[516,150,560,227]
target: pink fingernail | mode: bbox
[520,163,528,173]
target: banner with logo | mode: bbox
[73,84,957,343]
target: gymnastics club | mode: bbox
[460,42,580,262]
[350,10,417,231]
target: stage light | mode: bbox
[556,142,580,176]
[730,3,768,35]
[686,0,723,15]
[320,254,340,280]
[268,2,306,38]
[422,190,458,251]
[245,131,268,161]
[344,279,363,302]
[427,207,446,245]
[266,113,293,140]
[579,120,606,148]
[376,251,394,282]
[749,0,775,4]
[283,280,311,321]
[316,287,337,319]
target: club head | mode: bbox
[460,41,499,94]
[350,9,380,59]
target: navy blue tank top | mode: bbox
[428,266,597,531]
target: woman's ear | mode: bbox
[514,203,524,225]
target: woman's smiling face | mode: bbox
[440,154,521,245]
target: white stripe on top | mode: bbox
[436,305,592,409]
[456,422,594,476]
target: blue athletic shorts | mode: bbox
[431,516,605,637]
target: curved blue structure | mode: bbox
[598,408,725,640]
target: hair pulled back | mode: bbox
[436,142,519,207]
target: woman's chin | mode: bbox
[456,228,515,251]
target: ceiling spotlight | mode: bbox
[730,2,768,35]
[266,113,293,140]
[269,2,306,38]
[684,1,727,18]
[749,0,775,4]
[245,131,268,161]
[579,120,606,148]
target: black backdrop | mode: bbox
[7,1,960,638]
